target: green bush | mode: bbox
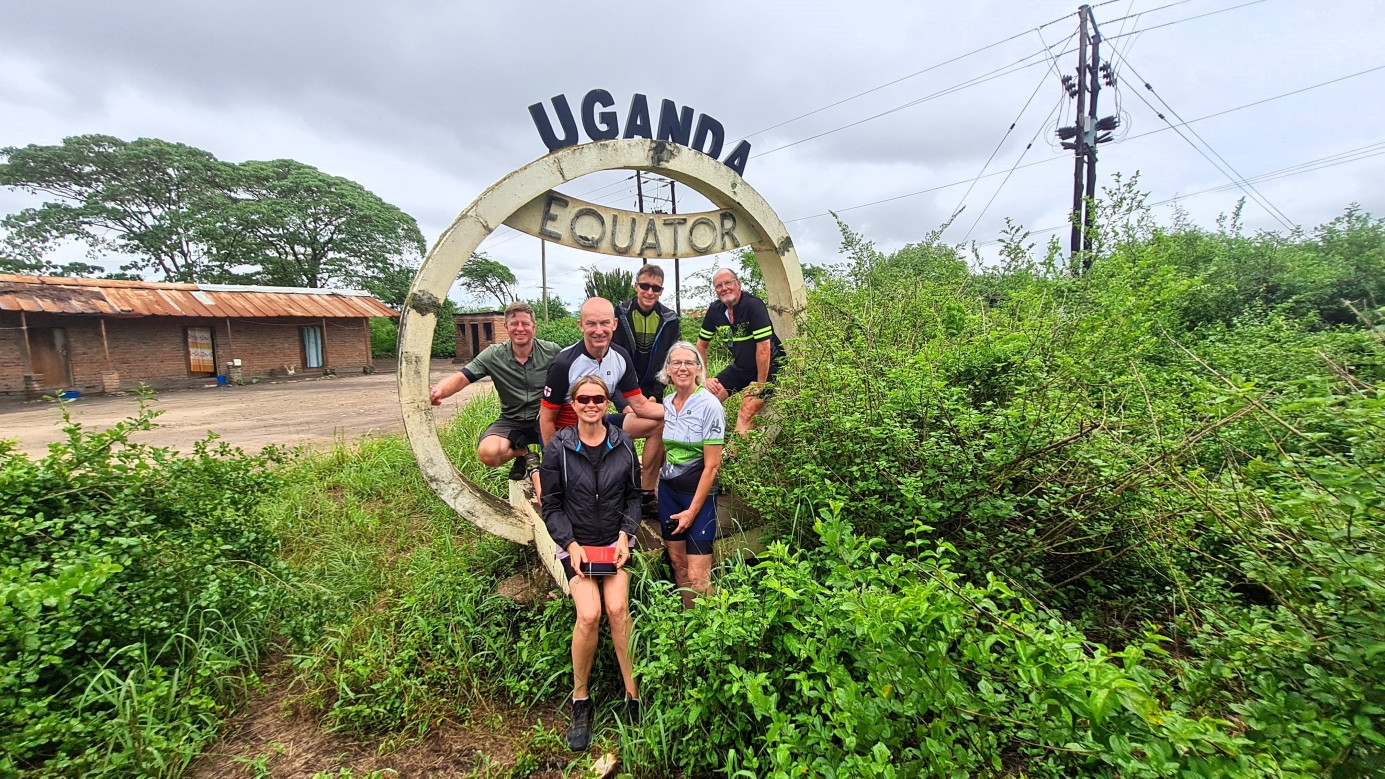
[368,316,397,357]
[368,308,460,359]
[536,316,581,347]
[630,510,1268,778]
[0,396,294,777]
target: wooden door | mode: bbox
[30,327,72,388]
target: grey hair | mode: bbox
[656,341,706,387]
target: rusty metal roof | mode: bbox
[0,274,398,318]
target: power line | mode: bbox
[781,62,1385,224]
[963,94,1069,242]
[752,45,1061,159]
[973,138,1385,247]
[729,0,1224,149]
[1103,0,1270,41]
[748,0,1270,163]
[1151,140,1385,202]
[948,30,1073,234]
[1113,60,1296,230]
[732,10,1082,145]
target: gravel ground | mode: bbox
[0,357,494,457]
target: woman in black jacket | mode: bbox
[539,374,642,751]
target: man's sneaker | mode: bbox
[508,456,527,481]
[524,450,541,477]
[620,697,642,727]
[566,697,592,751]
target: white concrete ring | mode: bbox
[397,139,808,544]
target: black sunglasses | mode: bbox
[574,394,608,406]
[636,282,664,293]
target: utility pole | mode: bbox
[635,171,646,214]
[1069,5,1089,262]
[1083,11,1102,266]
[540,239,549,322]
[1058,4,1117,271]
[670,180,680,316]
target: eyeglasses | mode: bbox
[574,394,608,406]
[636,282,664,293]
[668,359,699,368]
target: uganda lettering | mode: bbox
[529,90,752,175]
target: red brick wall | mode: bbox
[0,315,28,392]
[454,312,507,362]
[0,313,374,395]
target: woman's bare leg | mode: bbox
[600,570,638,698]
[569,575,602,699]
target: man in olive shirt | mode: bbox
[431,302,560,493]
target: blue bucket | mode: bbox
[59,390,81,400]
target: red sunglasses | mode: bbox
[574,394,608,405]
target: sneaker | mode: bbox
[566,697,592,751]
[508,456,527,481]
[524,450,541,477]
[620,697,642,727]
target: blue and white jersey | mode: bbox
[541,341,642,429]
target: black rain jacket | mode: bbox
[539,421,642,550]
[613,297,681,396]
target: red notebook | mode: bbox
[580,545,618,575]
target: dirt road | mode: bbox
[0,358,494,457]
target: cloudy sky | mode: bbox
[2,0,1382,309]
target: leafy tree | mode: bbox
[526,295,570,321]
[0,135,233,281]
[584,265,633,305]
[211,159,425,294]
[456,253,518,308]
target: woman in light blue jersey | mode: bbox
[655,341,726,608]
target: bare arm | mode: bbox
[540,404,559,445]
[430,371,472,405]
[626,392,665,421]
[754,339,772,385]
[696,338,710,366]
[687,444,722,517]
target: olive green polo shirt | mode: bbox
[461,339,561,423]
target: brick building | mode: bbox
[0,274,397,396]
[453,310,507,362]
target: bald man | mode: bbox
[541,297,665,493]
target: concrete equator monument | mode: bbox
[397,138,807,587]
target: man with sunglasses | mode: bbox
[613,264,681,511]
[541,297,665,494]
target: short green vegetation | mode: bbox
[3,189,1382,776]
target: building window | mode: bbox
[302,326,324,368]
[186,326,216,375]
[484,322,494,341]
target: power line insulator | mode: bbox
[1057,126,1078,140]
[1095,115,1120,132]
